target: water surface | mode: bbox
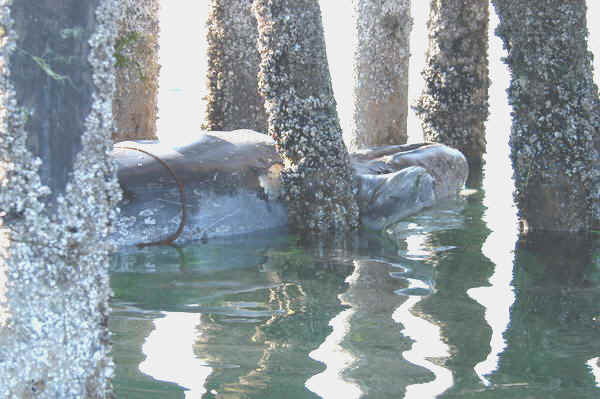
[111,3,600,398]
[109,177,600,398]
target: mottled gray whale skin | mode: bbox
[111,130,468,246]
[352,142,469,229]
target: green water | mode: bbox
[110,2,600,397]
[108,170,600,399]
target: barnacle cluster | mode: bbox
[492,0,600,231]
[350,0,412,150]
[253,0,360,234]
[414,0,490,166]
[0,0,122,396]
[204,0,267,133]
[112,0,159,142]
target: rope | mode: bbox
[115,145,188,247]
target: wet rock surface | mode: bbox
[111,130,468,246]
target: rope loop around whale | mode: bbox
[114,145,188,247]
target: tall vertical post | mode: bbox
[205,0,267,133]
[112,0,160,142]
[415,0,490,167]
[0,0,122,397]
[350,0,412,150]
[253,0,360,234]
[492,0,600,232]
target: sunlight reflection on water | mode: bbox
[392,234,453,398]
[139,312,212,398]
[393,294,454,399]
[466,8,518,387]
[305,308,362,399]
[306,262,362,398]
[587,357,600,387]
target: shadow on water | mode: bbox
[109,167,600,399]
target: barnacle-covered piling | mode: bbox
[204,0,267,133]
[415,0,490,166]
[0,0,122,396]
[350,0,412,150]
[252,0,360,234]
[492,0,600,232]
[112,0,159,141]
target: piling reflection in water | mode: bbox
[331,257,418,397]
[305,307,361,398]
[398,174,507,397]
[491,232,600,397]
[109,203,600,398]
